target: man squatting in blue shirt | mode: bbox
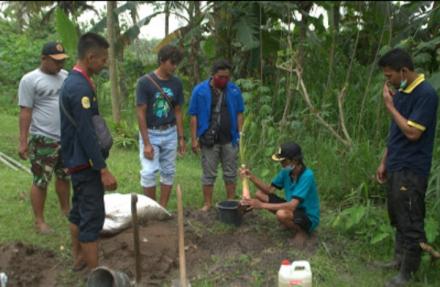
[241,142,320,248]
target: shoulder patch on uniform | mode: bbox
[81,96,91,109]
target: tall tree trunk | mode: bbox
[113,3,128,108]
[213,1,232,61]
[259,3,263,83]
[189,1,201,86]
[107,1,121,124]
[325,1,340,92]
[357,10,387,136]
[280,10,293,127]
[280,3,312,125]
[388,2,393,46]
[117,47,128,107]
[165,1,170,36]
[297,2,313,68]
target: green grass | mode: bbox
[1,111,439,286]
[107,147,231,212]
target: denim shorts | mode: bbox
[139,126,177,188]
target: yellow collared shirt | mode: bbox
[399,74,426,131]
[400,74,425,94]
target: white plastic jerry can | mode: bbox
[278,259,292,287]
[278,260,312,287]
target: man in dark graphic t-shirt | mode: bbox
[136,45,185,208]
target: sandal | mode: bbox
[72,262,87,272]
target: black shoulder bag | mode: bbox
[60,96,113,154]
[199,90,224,148]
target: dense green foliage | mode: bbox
[1,1,440,285]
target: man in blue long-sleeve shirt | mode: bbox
[60,32,117,272]
[189,60,244,211]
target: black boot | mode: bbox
[374,238,403,270]
[385,251,421,287]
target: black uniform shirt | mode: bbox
[387,75,438,177]
[60,70,107,170]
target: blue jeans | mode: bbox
[139,126,177,188]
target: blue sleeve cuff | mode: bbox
[271,183,282,190]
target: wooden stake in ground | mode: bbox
[177,185,188,287]
[131,193,142,285]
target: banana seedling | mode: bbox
[240,116,250,200]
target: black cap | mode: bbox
[41,42,68,60]
[272,142,302,162]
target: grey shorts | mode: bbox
[201,142,238,185]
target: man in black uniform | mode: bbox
[376,48,438,286]
[60,32,117,271]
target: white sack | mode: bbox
[101,193,172,235]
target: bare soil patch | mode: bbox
[1,209,318,286]
[0,242,61,287]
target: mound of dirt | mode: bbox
[0,242,61,287]
[99,208,318,286]
[1,209,318,286]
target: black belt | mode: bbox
[67,163,91,175]
[150,123,175,131]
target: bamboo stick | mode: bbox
[177,185,188,287]
[0,155,18,171]
[0,152,31,174]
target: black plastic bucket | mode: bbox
[216,200,242,226]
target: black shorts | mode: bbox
[268,193,311,232]
[69,169,105,243]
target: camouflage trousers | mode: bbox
[29,134,69,189]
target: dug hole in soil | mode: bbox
[0,209,319,286]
